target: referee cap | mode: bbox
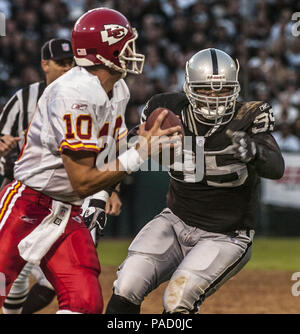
[41,38,73,61]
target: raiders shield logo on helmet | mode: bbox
[100,24,129,45]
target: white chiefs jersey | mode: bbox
[14,66,129,205]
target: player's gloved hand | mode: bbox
[226,129,257,163]
[83,199,107,235]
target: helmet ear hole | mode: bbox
[113,50,119,57]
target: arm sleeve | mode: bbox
[251,132,285,180]
[115,115,128,142]
[248,103,285,179]
[0,93,20,136]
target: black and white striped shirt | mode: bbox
[0,81,46,179]
[0,81,46,141]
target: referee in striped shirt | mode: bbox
[0,38,75,185]
[1,38,75,314]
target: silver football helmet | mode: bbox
[184,48,240,126]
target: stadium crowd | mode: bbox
[0,0,300,152]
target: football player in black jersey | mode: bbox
[106,48,285,314]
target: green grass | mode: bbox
[245,237,300,271]
[97,237,300,271]
[97,239,131,266]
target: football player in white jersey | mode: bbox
[1,38,122,314]
[0,8,182,314]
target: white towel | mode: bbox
[18,200,72,265]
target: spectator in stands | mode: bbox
[292,117,300,141]
[273,122,300,152]
[1,0,300,241]
[1,0,300,112]
[143,45,169,88]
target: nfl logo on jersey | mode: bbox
[61,43,70,52]
[59,207,68,217]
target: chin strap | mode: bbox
[204,125,220,137]
[186,105,221,137]
[186,105,199,135]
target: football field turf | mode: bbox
[97,237,300,271]
[245,237,300,271]
[15,236,300,314]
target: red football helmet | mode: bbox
[72,8,145,76]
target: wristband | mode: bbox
[118,147,144,174]
[92,190,110,202]
[105,182,120,196]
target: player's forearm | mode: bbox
[251,134,285,179]
[62,150,127,198]
[70,159,127,199]
[252,145,285,179]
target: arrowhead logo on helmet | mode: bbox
[101,24,129,45]
[72,8,144,75]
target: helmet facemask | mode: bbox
[184,79,240,126]
[119,28,145,75]
[96,28,145,77]
[184,49,240,126]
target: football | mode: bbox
[144,107,183,167]
[145,107,183,132]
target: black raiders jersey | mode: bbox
[141,92,284,233]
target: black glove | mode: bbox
[226,130,257,163]
[83,199,107,236]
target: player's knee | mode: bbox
[113,275,142,304]
[83,269,103,313]
[89,285,103,314]
[57,269,103,314]
[54,229,103,314]
[75,282,103,314]
[81,293,103,314]
[113,254,156,305]
[163,270,205,314]
[63,289,103,314]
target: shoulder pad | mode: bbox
[233,101,268,120]
[231,101,274,134]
